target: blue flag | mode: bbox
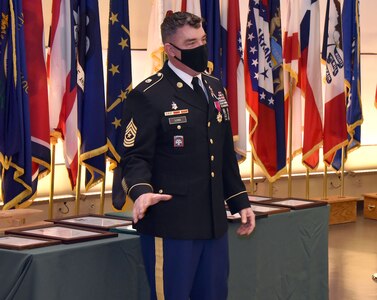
[0,0,32,209]
[332,0,362,170]
[200,0,221,78]
[106,0,132,210]
[75,0,107,191]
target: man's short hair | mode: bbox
[161,12,203,43]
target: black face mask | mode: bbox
[170,43,208,73]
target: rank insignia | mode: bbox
[174,136,184,147]
[123,118,137,148]
[171,101,178,110]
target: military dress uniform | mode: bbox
[118,62,250,299]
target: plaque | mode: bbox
[263,198,327,210]
[46,214,132,230]
[0,235,60,250]
[5,224,117,244]
[250,204,291,215]
[226,210,267,222]
[248,195,272,202]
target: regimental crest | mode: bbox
[173,136,184,147]
[123,118,137,148]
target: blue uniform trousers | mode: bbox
[140,233,229,300]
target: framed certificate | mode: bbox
[250,204,291,215]
[248,195,272,202]
[226,210,267,222]
[5,224,118,244]
[0,235,60,250]
[46,214,132,230]
[263,198,327,210]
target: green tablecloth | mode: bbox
[1,205,329,300]
[0,234,149,300]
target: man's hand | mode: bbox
[133,193,172,223]
[236,207,255,236]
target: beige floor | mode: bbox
[329,206,377,300]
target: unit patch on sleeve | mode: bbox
[123,118,137,148]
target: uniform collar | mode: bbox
[167,61,203,89]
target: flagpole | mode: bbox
[250,151,254,194]
[340,147,345,197]
[99,171,106,215]
[306,168,310,200]
[48,143,56,219]
[288,80,294,197]
[269,182,273,198]
[323,165,328,199]
[75,153,82,215]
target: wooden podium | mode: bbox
[363,193,377,220]
[312,195,358,225]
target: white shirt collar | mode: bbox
[168,61,203,89]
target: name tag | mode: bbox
[169,116,187,125]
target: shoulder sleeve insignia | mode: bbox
[123,118,137,148]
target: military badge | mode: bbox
[214,101,222,123]
[208,85,217,99]
[123,118,137,148]
[171,101,178,110]
[164,109,189,116]
[173,136,184,147]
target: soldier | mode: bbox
[118,11,255,300]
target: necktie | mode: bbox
[191,77,208,106]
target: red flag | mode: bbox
[322,0,348,166]
[47,0,78,188]
[300,0,323,170]
[221,0,247,159]
[23,0,51,200]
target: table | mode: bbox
[0,235,149,300]
[228,205,329,300]
[0,206,329,300]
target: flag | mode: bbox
[145,0,182,76]
[300,0,323,170]
[48,0,79,189]
[199,0,221,77]
[75,0,107,191]
[331,0,363,170]
[282,0,302,159]
[245,0,286,182]
[22,0,51,205]
[322,0,348,168]
[107,0,133,210]
[0,0,33,209]
[220,0,247,160]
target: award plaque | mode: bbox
[0,235,60,250]
[46,214,132,230]
[248,195,272,202]
[250,204,291,215]
[5,224,118,244]
[263,198,327,210]
[226,210,267,222]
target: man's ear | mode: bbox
[164,43,176,57]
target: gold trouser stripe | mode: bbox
[155,237,165,300]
